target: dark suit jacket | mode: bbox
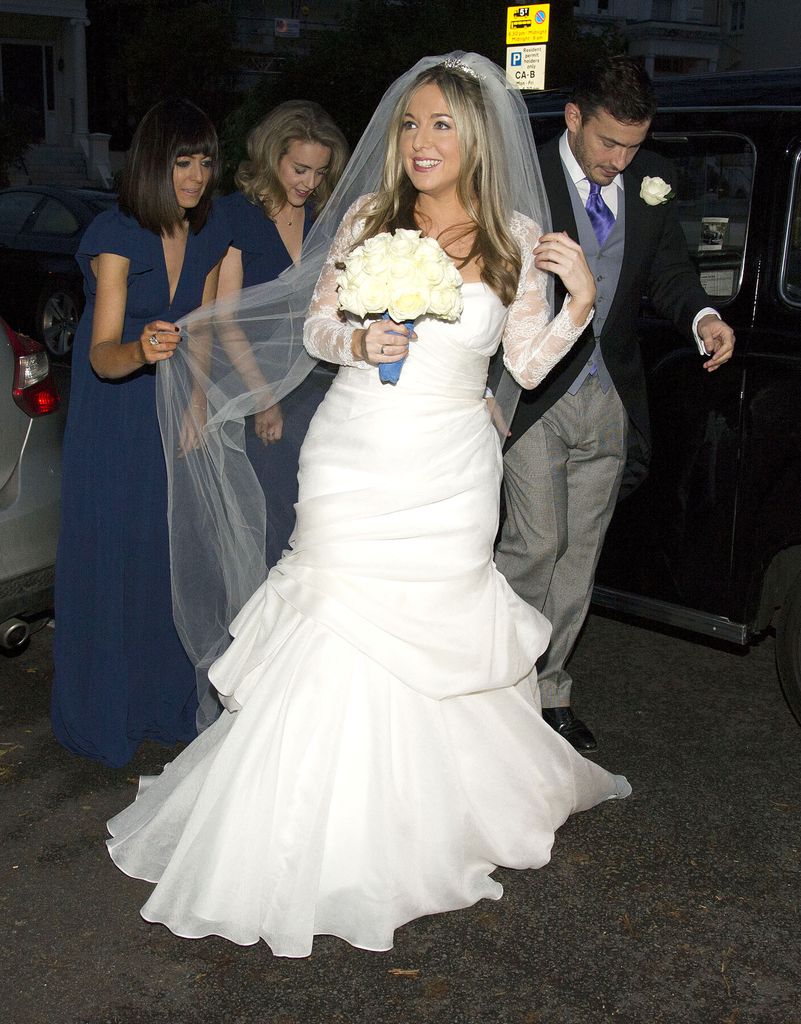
[508,135,711,465]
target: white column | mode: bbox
[70,17,90,143]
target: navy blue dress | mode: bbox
[51,205,230,767]
[216,191,333,568]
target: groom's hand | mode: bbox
[698,314,735,371]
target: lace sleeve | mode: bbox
[501,213,593,390]
[303,201,371,368]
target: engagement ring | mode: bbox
[149,333,159,347]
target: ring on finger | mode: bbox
[380,344,385,354]
[149,333,159,347]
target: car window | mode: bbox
[0,191,41,233]
[29,197,81,236]
[648,132,755,303]
[90,194,117,214]
[780,148,801,306]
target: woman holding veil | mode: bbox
[216,100,349,568]
[107,53,630,957]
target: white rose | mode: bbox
[446,263,463,287]
[419,258,446,286]
[343,249,365,278]
[357,276,390,315]
[388,255,415,280]
[419,236,441,256]
[337,286,365,318]
[640,176,673,206]
[362,233,391,254]
[428,284,461,319]
[387,276,429,322]
[389,230,420,256]
[364,251,391,278]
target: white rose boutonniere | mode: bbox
[640,176,675,206]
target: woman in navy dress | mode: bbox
[216,101,348,567]
[51,99,230,767]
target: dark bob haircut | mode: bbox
[570,56,657,126]
[118,98,220,236]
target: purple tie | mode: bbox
[586,181,615,246]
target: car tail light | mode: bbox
[7,323,61,417]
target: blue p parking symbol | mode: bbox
[511,51,522,67]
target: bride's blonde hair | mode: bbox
[355,63,522,306]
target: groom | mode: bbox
[496,57,735,750]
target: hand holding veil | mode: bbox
[160,52,553,729]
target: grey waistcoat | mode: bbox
[564,173,626,394]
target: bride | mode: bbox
[106,53,630,958]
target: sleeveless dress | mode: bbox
[106,210,630,955]
[216,191,334,568]
[51,205,231,768]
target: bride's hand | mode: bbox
[533,232,596,324]
[352,320,416,366]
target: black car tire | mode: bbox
[776,569,801,726]
[35,278,82,359]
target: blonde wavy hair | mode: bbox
[356,64,522,305]
[235,100,349,219]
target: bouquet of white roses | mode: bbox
[336,228,463,384]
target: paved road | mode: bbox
[1,613,799,1024]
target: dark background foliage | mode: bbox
[85,0,624,189]
[86,0,239,150]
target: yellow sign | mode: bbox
[506,44,547,90]
[506,4,550,46]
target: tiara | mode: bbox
[442,57,480,80]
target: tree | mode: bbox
[219,0,509,183]
[545,0,626,87]
[87,0,240,149]
[219,0,626,186]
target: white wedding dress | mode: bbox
[107,211,630,957]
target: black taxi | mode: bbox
[525,67,801,723]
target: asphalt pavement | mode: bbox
[1,612,799,1024]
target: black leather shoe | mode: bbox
[542,707,598,752]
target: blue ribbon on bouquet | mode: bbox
[379,312,414,385]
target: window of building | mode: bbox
[780,149,801,306]
[730,0,745,32]
[654,55,708,75]
[652,0,674,19]
[649,132,755,303]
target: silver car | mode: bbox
[0,318,65,651]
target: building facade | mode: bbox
[0,0,110,185]
[718,0,801,71]
[573,0,801,76]
[572,0,723,76]
[231,0,349,87]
